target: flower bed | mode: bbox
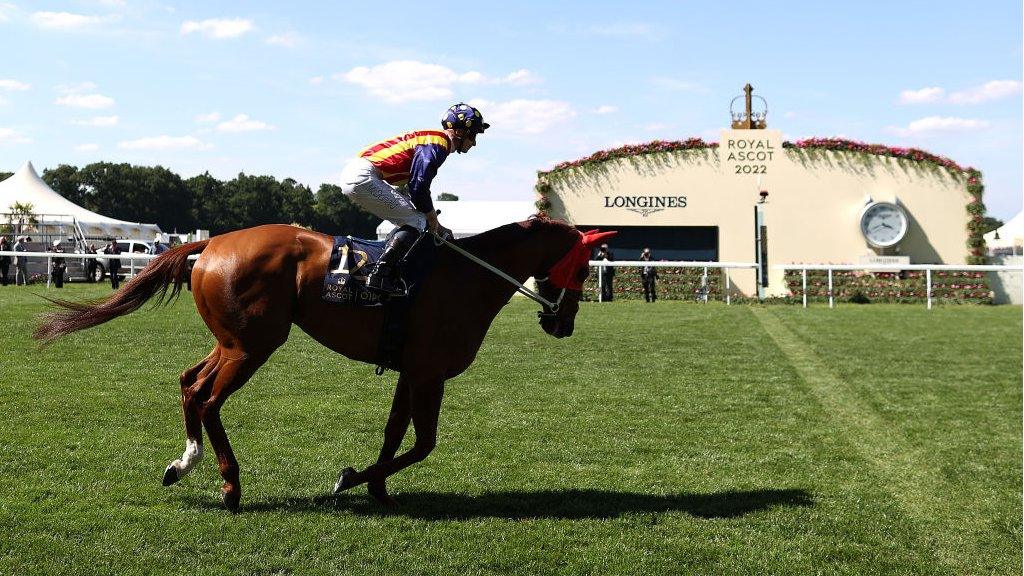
[783,269,992,304]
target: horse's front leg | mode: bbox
[335,377,444,504]
[334,376,412,506]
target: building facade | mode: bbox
[536,129,982,298]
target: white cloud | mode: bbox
[468,99,576,134]
[949,80,1023,104]
[0,79,30,91]
[891,116,991,136]
[118,135,212,150]
[266,32,300,47]
[0,128,31,144]
[595,105,618,114]
[899,87,945,104]
[0,3,15,23]
[216,114,272,132]
[31,11,116,29]
[342,61,462,103]
[55,93,115,109]
[180,18,254,39]
[195,111,221,123]
[341,61,543,103]
[308,76,324,86]
[501,70,542,86]
[76,143,100,151]
[72,115,118,127]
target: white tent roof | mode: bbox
[984,211,1024,249]
[376,200,536,240]
[0,160,160,239]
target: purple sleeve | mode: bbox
[408,143,449,214]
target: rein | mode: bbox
[430,232,565,313]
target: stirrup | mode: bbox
[365,270,408,297]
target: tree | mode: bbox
[280,178,315,228]
[436,192,459,201]
[0,172,12,182]
[42,165,83,205]
[7,201,38,235]
[187,172,229,235]
[313,183,381,237]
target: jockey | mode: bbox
[340,102,488,295]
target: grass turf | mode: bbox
[0,284,1020,575]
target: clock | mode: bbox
[860,201,908,248]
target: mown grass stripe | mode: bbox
[750,306,974,573]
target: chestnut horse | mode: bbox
[35,218,615,511]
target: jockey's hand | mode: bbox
[426,211,441,235]
[437,224,453,240]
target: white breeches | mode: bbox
[340,158,428,232]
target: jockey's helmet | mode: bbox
[442,103,489,134]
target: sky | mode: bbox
[0,1,1021,220]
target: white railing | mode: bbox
[778,263,1024,309]
[589,260,759,304]
[0,251,198,288]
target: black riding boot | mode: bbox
[365,225,420,296]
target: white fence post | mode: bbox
[701,266,708,303]
[802,268,807,308]
[926,269,932,310]
[828,268,834,309]
[725,268,731,305]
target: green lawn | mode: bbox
[1,284,1020,575]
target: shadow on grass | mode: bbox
[185,488,814,520]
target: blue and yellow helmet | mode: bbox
[442,103,489,133]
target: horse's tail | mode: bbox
[34,240,211,344]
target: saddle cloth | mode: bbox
[321,233,437,307]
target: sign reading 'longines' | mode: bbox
[603,195,687,217]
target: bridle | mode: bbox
[532,275,568,319]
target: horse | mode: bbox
[35,218,616,511]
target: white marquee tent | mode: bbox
[376,200,536,240]
[984,211,1024,253]
[0,160,161,240]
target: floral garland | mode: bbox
[536,136,988,264]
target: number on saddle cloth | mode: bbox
[321,234,437,307]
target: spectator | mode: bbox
[85,243,98,282]
[640,247,657,303]
[596,243,615,302]
[103,238,122,289]
[153,234,168,255]
[14,235,30,286]
[0,236,10,286]
[49,239,67,288]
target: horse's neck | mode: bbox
[456,223,568,287]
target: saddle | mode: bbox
[321,232,439,374]
[321,234,436,306]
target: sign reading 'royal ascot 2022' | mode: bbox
[719,130,783,176]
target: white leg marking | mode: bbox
[171,438,203,477]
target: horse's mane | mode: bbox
[455,215,577,255]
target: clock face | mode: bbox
[860,202,908,247]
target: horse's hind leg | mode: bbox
[200,350,271,512]
[163,348,220,486]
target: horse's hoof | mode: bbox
[333,467,357,494]
[222,488,241,513]
[368,482,399,508]
[162,465,179,487]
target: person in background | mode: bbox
[49,239,66,288]
[640,247,657,303]
[153,234,167,255]
[14,235,30,286]
[85,243,98,282]
[0,236,10,286]
[103,238,122,289]
[596,243,615,302]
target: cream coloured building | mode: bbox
[536,130,978,297]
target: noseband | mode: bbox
[532,276,567,319]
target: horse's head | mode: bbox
[534,228,617,338]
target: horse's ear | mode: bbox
[582,230,618,247]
